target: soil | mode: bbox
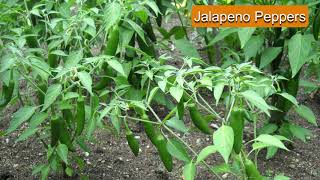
[1,16,320,180]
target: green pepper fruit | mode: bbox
[143,20,156,42]
[313,10,320,40]
[94,26,119,90]
[93,65,113,90]
[126,128,140,156]
[140,112,173,171]
[104,27,119,56]
[37,81,47,105]
[50,116,74,150]
[182,93,213,134]
[0,70,15,108]
[155,134,173,172]
[229,108,245,154]
[244,158,263,180]
[137,35,156,57]
[188,104,212,134]
[24,27,38,48]
[141,113,157,144]
[48,51,58,68]
[177,100,184,120]
[63,109,74,130]
[75,96,85,136]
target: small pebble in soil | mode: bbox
[310,168,320,176]
[135,136,140,139]
[5,138,9,143]
[114,157,124,164]
[13,164,18,168]
[222,173,228,179]
[84,152,89,157]
[289,164,296,169]
[95,147,105,153]
[196,139,201,145]
[123,173,130,178]
[210,123,219,129]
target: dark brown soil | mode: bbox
[0,92,319,180]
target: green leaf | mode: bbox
[255,134,288,150]
[208,28,237,46]
[294,105,317,126]
[30,57,50,80]
[65,167,73,177]
[63,92,79,100]
[213,125,234,163]
[41,165,50,180]
[57,143,69,164]
[158,80,166,92]
[241,90,271,116]
[65,50,83,68]
[169,86,184,102]
[288,34,312,77]
[166,116,189,133]
[7,106,37,134]
[244,35,264,61]
[259,47,282,69]
[289,124,311,142]
[211,163,231,174]
[16,128,38,142]
[126,19,146,44]
[238,28,256,48]
[214,83,224,105]
[266,146,278,160]
[107,59,126,77]
[196,145,217,164]
[29,112,48,128]
[134,10,148,24]
[257,123,278,135]
[78,71,92,95]
[50,50,67,56]
[166,139,190,162]
[104,2,121,31]
[252,142,269,151]
[274,175,290,180]
[174,38,200,58]
[148,87,159,104]
[183,162,196,180]
[199,76,212,91]
[110,108,121,134]
[145,0,160,15]
[32,164,45,175]
[299,79,318,93]
[278,92,298,107]
[42,84,62,112]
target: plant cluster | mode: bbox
[0,0,319,179]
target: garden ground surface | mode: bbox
[0,92,319,180]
